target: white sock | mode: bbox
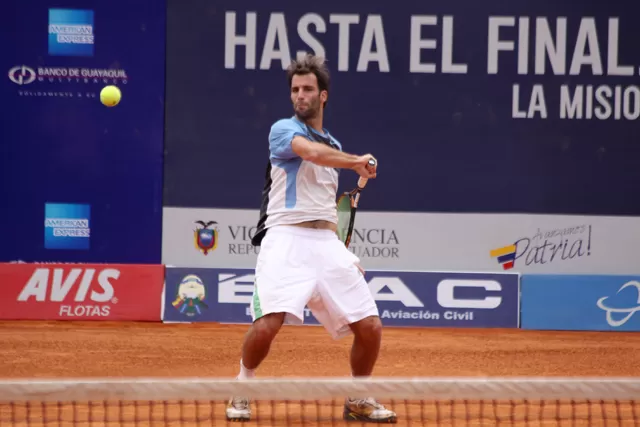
[237,359,256,380]
[349,373,370,401]
[351,373,370,379]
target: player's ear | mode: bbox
[320,90,328,105]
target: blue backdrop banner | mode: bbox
[1,0,166,263]
[163,267,520,329]
[521,274,640,331]
[164,0,640,216]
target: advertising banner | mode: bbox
[0,263,164,321]
[162,207,640,275]
[163,267,519,329]
[164,0,640,219]
[1,1,166,264]
[521,274,640,331]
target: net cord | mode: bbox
[1,377,639,403]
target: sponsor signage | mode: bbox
[2,1,165,264]
[44,203,91,250]
[521,274,640,331]
[164,1,640,223]
[162,208,262,269]
[163,268,519,328]
[0,263,164,321]
[163,207,640,275]
[48,8,95,57]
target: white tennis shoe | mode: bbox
[343,397,398,423]
[225,396,251,422]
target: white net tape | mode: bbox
[1,377,640,403]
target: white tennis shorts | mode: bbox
[250,225,379,339]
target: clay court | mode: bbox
[1,321,639,426]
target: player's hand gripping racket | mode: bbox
[337,158,376,248]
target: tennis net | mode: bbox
[1,377,639,426]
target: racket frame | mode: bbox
[338,159,376,248]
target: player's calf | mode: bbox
[349,315,383,376]
[241,312,285,370]
[227,313,285,422]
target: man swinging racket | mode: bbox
[226,54,397,424]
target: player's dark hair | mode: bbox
[287,54,330,107]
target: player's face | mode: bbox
[291,73,326,120]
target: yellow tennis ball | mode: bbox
[100,85,121,107]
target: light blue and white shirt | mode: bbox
[251,116,343,246]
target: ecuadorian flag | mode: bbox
[490,244,517,270]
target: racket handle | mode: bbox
[357,158,377,189]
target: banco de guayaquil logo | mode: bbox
[194,220,219,255]
[48,8,94,57]
[8,66,36,85]
[172,274,208,317]
[44,203,91,250]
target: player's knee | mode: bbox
[252,313,284,343]
[352,315,382,342]
[366,316,383,339]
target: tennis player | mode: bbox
[226,54,397,424]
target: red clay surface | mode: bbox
[1,321,638,426]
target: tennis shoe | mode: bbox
[226,396,251,422]
[343,397,397,423]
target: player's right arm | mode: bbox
[269,119,375,174]
[292,135,361,169]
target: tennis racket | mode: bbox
[337,158,377,248]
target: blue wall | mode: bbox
[1,1,166,263]
[163,0,640,215]
[3,0,640,263]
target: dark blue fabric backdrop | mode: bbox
[163,0,640,215]
[0,0,166,263]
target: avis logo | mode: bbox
[17,268,118,317]
[596,281,640,327]
[490,244,517,270]
[194,220,219,255]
